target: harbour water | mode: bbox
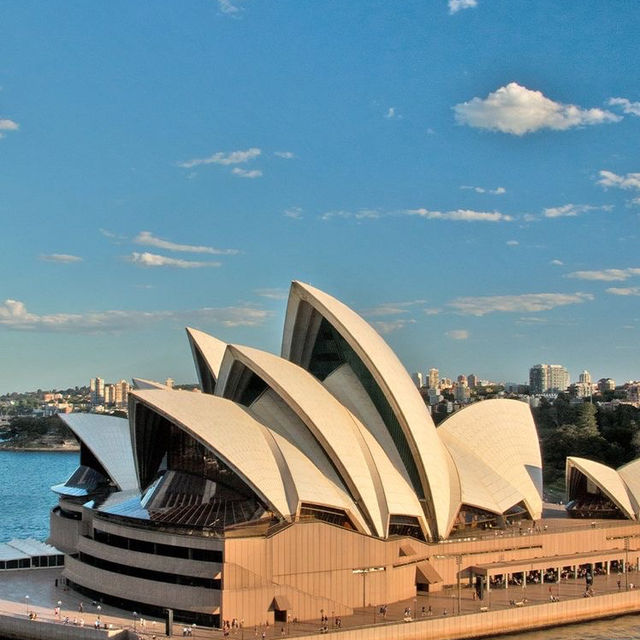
[1,449,640,638]
[0,449,77,543]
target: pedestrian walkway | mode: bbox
[0,565,637,639]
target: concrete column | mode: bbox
[541,571,545,584]
[606,561,610,575]
[505,573,509,589]
[574,565,578,579]
[556,567,560,583]
[524,571,528,588]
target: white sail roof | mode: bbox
[439,399,543,531]
[567,456,635,519]
[186,327,227,391]
[281,280,452,538]
[58,413,139,492]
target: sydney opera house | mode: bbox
[47,281,640,628]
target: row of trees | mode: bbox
[533,396,640,487]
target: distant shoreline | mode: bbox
[0,445,79,452]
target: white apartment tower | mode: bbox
[428,368,439,390]
[529,364,570,395]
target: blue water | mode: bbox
[0,450,78,543]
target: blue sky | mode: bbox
[1,0,639,393]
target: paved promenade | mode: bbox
[0,564,637,639]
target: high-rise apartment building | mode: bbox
[529,364,570,394]
[411,372,424,389]
[428,368,439,390]
[90,377,105,404]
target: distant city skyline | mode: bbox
[0,2,638,394]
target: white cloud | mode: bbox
[134,231,239,255]
[405,208,512,222]
[39,253,83,263]
[506,240,519,246]
[446,329,469,340]
[0,299,268,332]
[231,167,262,179]
[567,268,640,282]
[550,259,564,266]
[608,97,640,117]
[423,307,442,316]
[461,185,506,195]
[543,203,610,218]
[274,151,295,159]
[0,118,19,138]
[597,170,640,191]
[448,0,477,14]
[448,292,594,316]
[321,209,381,221]
[217,0,243,15]
[454,83,621,135]
[606,287,640,296]
[283,207,303,220]
[372,318,416,334]
[129,252,222,268]
[178,148,261,169]
[254,288,288,300]
[385,107,402,119]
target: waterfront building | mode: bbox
[411,371,423,388]
[597,378,616,393]
[428,368,439,390]
[48,281,549,628]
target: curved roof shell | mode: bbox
[567,456,635,519]
[281,280,451,538]
[58,413,138,492]
[618,458,640,517]
[129,388,369,533]
[186,327,227,394]
[216,344,426,538]
[439,399,543,532]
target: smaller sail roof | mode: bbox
[567,456,635,519]
[58,413,138,492]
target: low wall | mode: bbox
[298,590,640,640]
[0,613,131,640]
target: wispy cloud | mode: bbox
[543,203,610,218]
[405,208,512,222]
[134,231,238,255]
[274,151,295,159]
[39,253,83,264]
[384,107,401,119]
[0,118,19,138]
[0,299,268,332]
[217,0,244,16]
[372,318,416,334]
[506,240,519,246]
[320,207,512,222]
[597,170,640,191]
[567,267,640,282]
[129,252,222,268]
[550,259,564,266]
[283,207,303,220]
[606,287,640,296]
[608,97,640,117]
[454,83,621,135]
[321,209,382,221]
[446,329,469,340]
[254,288,288,300]
[99,228,128,243]
[460,185,506,195]
[448,0,477,14]
[231,167,262,179]
[362,300,428,317]
[447,292,594,316]
[178,148,261,169]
